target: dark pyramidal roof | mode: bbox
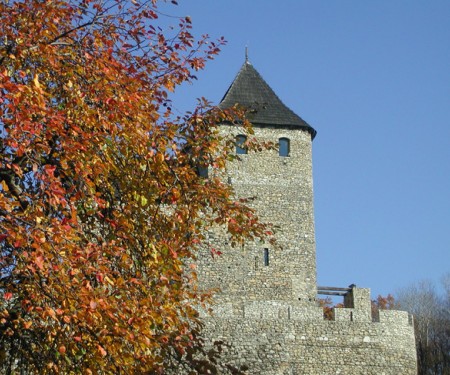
[219,61,316,139]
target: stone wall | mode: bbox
[200,287,417,375]
[198,125,317,306]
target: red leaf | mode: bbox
[4,292,13,301]
[96,273,104,283]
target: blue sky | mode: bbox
[161,1,450,298]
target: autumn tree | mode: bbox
[396,277,450,375]
[0,0,269,373]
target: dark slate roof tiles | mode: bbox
[219,61,316,139]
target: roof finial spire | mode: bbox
[245,46,249,63]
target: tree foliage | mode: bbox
[0,0,270,373]
[396,277,450,375]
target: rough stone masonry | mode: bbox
[196,60,417,374]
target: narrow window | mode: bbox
[236,134,247,155]
[197,165,208,178]
[279,137,290,157]
[263,248,269,266]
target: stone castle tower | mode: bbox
[198,60,417,374]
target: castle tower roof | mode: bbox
[219,60,317,139]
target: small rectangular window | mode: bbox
[264,248,269,266]
[236,135,248,155]
[279,137,290,157]
[197,165,208,178]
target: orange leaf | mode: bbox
[98,345,107,357]
[35,255,45,270]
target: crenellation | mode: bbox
[333,308,356,322]
[378,309,413,325]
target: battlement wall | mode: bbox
[200,286,416,373]
[201,287,413,326]
[202,315,417,375]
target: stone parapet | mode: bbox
[202,316,417,375]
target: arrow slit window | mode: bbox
[264,248,269,266]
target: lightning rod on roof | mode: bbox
[245,46,249,63]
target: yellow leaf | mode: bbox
[33,74,41,89]
[140,195,148,206]
[104,276,114,286]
